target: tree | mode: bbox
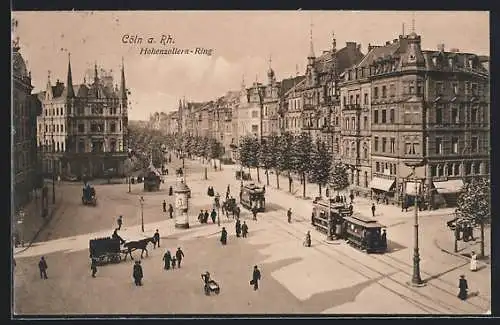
[276,132,295,192]
[308,139,332,197]
[259,137,276,186]
[247,136,261,182]
[268,134,281,188]
[123,157,134,193]
[238,135,253,172]
[292,132,313,198]
[455,177,491,258]
[330,163,350,195]
[208,138,224,168]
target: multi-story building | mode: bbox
[341,31,489,208]
[12,38,39,212]
[37,55,129,178]
[261,60,281,138]
[238,79,265,140]
[282,31,365,157]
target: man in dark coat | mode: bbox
[210,209,217,224]
[235,219,241,237]
[169,186,173,196]
[133,260,143,286]
[381,229,387,249]
[153,229,160,248]
[91,258,97,278]
[287,208,292,223]
[251,265,261,290]
[117,215,123,230]
[198,210,204,223]
[168,204,174,218]
[241,221,248,238]
[458,275,468,300]
[112,228,126,245]
[220,227,227,245]
[162,200,167,213]
[176,247,184,268]
[38,256,48,279]
[162,250,172,270]
[204,210,210,223]
[371,203,376,217]
[252,206,258,221]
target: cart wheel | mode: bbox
[215,288,220,294]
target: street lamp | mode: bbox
[17,210,25,247]
[404,159,425,287]
[139,196,145,232]
[215,193,221,227]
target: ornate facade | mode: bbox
[36,55,129,178]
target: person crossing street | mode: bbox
[168,204,174,219]
[38,256,48,280]
[162,200,167,213]
[176,247,184,268]
[153,229,160,248]
[241,221,248,238]
[287,208,292,223]
[117,215,123,230]
[91,258,97,278]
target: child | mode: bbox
[171,256,177,269]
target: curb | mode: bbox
[14,192,64,256]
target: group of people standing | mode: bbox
[162,247,185,270]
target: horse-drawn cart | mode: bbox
[89,237,122,264]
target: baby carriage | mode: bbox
[201,272,220,295]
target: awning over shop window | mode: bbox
[434,180,464,194]
[369,177,395,192]
[405,181,422,196]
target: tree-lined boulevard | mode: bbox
[13,146,491,314]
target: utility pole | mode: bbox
[140,196,145,232]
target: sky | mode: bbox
[12,11,489,121]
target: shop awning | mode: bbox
[369,177,395,192]
[434,180,464,194]
[405,181,422,196]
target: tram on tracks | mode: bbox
[239,183,266,212]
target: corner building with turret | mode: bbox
[340,32,489,209]
[36,55,129,178]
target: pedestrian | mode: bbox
[220,227,228,245]
[38,256,48,280]
[133,260,143,286]
[287,208,292,223]
[176,247,184,268]
[371,203,376,217]
[168,203,174,219]
[470,251,478,272]
[117,215,123,230]
[349,192,354,203]
[163,250,172,270]
[204,210,210,223]
[162,200,167,213]
[91,258,97,278]
[211,209,217,224]
[171,256,177,269]
[241,221,248,238]
[153,229,160,248]
[169,186,173,196]
[458,275,468,300]
[381,229,387,249]
[252,206,258,221]
[401,198,405,212]
[250,265,261,290]
[311,212,315,225]
[304,231,311,247]
[235,218,241,237]
[198,210,204,223]
[235,206,241,219]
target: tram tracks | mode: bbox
[261,215,481,314]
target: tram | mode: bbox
[311,199,352,238]
[239,183,266,212]
[343,214,387,253]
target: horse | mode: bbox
[123,237,155,261]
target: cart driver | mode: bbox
[112,228,126,245]
[201,271,211,292]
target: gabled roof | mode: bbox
[356,40,406,68]
[280,76,305,95]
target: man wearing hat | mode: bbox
[458,275,468,300]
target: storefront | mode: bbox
[369,176,395,203]
[432,179,464,207]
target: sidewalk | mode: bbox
[13,180,63,254]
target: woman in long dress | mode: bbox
[470,251,478,272]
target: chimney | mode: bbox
[346,42,356,49]
[437,44,445,52]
